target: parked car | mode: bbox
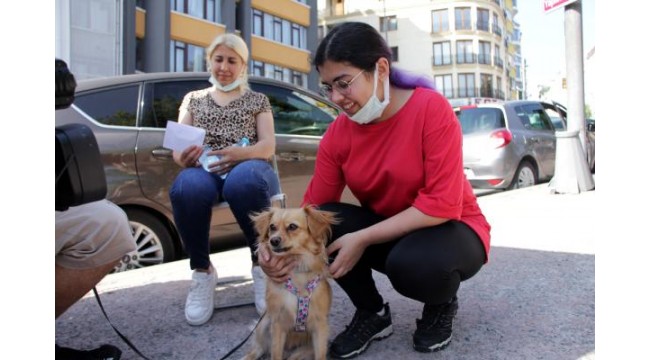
[456,100,568,190]
[547,102,595,172]
[55,72,352,271]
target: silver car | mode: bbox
[457,100,567,190]
[55,72,348,271]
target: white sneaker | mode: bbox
[185,268,218,326]
[251,266,267,316]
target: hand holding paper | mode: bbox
[162,121,206,152]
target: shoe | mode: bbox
[329,303,393,359]
[185,268,218,326]
[55,344,122,359]
[251,266,266,316]
[413,296,459,353]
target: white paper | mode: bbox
[162,121,206,152]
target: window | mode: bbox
[480,73,493,97]
[494,45,502,67]
[492,12,501,36]
[455,7,471,30]
[458,73,475,97]
[253,9,263,36]
[74,85,139,127]
[433,41,451,66]
[380,15,398,32]
[456,40,474,64]
[434,74,453,98]
[250,83,338,136]
[253,9,307,49]
[478,41,491,65]
[142,80,209,128]
[458,107,506,135]
[477,8,489,31]
[171,0,221,23]
[515,104,554,131]
[431,9,449,33]
[170,40,206,72]
[390,46,399,62]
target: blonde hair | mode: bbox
[206,33,250,92]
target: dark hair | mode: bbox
[313,22,435,90]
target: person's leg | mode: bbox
[382,221,486,353]
[169,167,222,270]
[222,159,280,315]
[55,262,119,318]
[318,203,395,359]
[55,200,136,318]
[169,168,222,325]
[222,159,280,263]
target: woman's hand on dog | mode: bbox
[327,232,367,279]
[258,245,296,283]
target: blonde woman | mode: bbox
[170,33,277,325]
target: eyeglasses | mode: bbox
[319,70,365,98]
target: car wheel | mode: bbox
[508,161,537,190]
[113,208,177,272]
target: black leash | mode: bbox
[93,287,153,360]
[216,311,265,360]
[93,285,264,360]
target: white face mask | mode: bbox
[209,75,242,92]
[349,67,390,124]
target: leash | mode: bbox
[93,283,264,360]
[93,287,153,360]
[216,310,265,360]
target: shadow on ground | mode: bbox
[56,246,594,360]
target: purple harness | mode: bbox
[284,275,322,332]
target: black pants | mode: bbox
[320,202,486,312]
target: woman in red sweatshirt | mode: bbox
[259,22,491,358]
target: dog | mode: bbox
[243,205,339,360]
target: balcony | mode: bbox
[432,55,453,66]
[494,56,504,68]
[493,26,502,37]
[478,54,492,65]
[477,21,490,32]
[456,53,477,65]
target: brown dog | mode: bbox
[243,205,339,360]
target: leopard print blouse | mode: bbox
[179,88,272,150]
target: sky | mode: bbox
[514,0,595,97]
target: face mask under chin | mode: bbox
[348,67,390,124]
[209,75,242,92]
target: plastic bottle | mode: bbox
[199,137,249,179]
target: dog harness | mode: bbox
[285,275,322,332]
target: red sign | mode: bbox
[543,0,578,14]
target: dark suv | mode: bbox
[55,72,347,271]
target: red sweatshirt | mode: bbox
[303,87,491,260]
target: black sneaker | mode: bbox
[55,344,122,360]
[329,303,393,359]
[413,296,459,353]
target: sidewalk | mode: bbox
[55,184,595,359]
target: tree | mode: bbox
[584,104,593,118]
[537,85,550,100]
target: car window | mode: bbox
[515,104,554,131]
[250,83,338,136]
[142,79,210,128]
[74,85,139,127]
[458,108,505,134]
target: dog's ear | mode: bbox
[304,205,340,244]
[250,208,274,242]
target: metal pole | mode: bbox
[549,0,594,194]
[564,1,587,157]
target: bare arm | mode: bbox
[172,107,202,168]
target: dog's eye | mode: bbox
[269,224,277,231]
[287,223,298,231]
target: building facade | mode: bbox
[55,0,321,91]
[317,0,524,106]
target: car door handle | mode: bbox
[151,147,173,158]
[279,152,305,161]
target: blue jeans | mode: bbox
[169,159,280,270]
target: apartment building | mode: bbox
[55,0,321,91]
[318,0,524,106]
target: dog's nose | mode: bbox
[270,236,281,247]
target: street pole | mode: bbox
[548,0,594,194]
